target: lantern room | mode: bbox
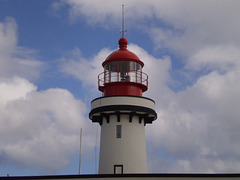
[98,37,148,96]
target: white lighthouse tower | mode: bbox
[89,37,157,174]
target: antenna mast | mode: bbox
[121,4,126,37]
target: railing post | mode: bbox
[98,74,100,87]
[135,70,137,83]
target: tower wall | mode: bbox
[99,114,147,174]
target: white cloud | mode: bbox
[0,76,37,107]
[149,1,240,57]
[186,45,240,72]
[53,0,139,25]
[147,62,240,172]
[0,17,43,80]
[0,18,96,173]
[0,77,89,172]
[59,47,110,88]
[56,0,240,56]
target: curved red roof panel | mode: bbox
[102,38,144,67]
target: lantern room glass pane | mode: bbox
[110,62,118,71]
[119,61,128,71]
[104,63,109,71]
[129,62,135,70]
[136,63,142,71]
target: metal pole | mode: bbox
[78,128,82,175]
[122,4,124,37]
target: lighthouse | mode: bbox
[89,37,157,174]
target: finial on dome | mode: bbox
[119,37,128,49]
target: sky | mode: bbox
[0,0,240,176]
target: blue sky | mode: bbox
[1,0,240,176]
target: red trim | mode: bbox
[100,82,148,96]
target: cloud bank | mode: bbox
[0,18,93,174]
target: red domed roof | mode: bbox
[102,38,144,67]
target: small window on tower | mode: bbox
[116,125,122,138]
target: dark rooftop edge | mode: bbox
[1,173,240,179]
